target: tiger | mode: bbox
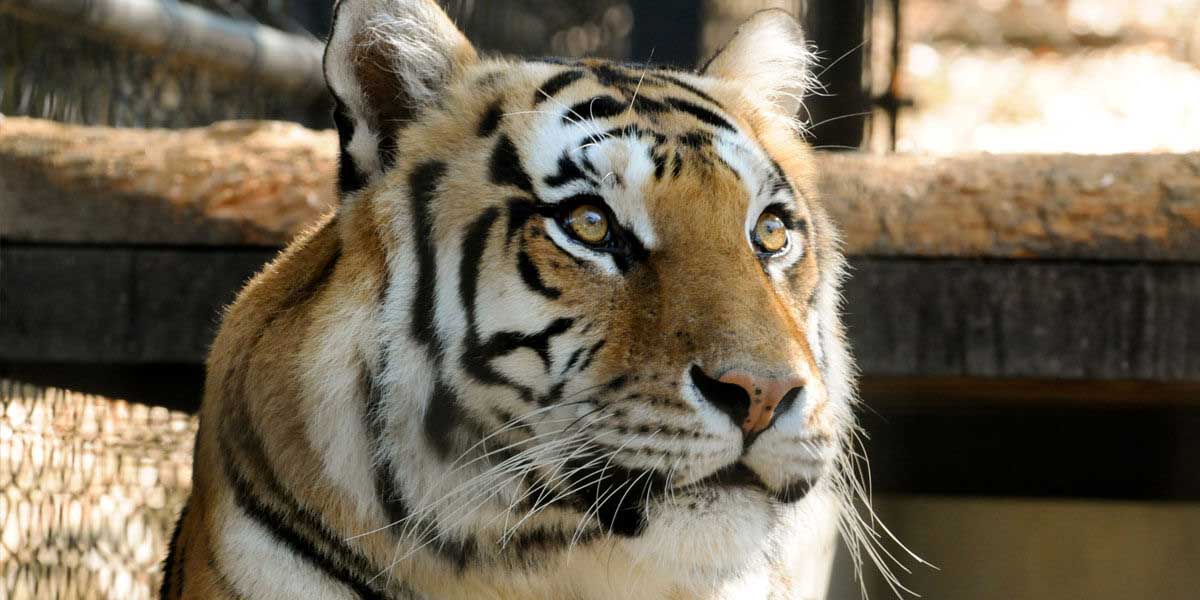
[161,1,874,598]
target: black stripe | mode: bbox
[651,73,723,108]
[210,239,402,599]
[489,134,534,193]
[665,97,736,131]
[577,339,607,372]
[459,207,502,327]
[588,62,644,88]
[534,69,586,105]
[408,161,448,351]
[561,346,586,375]
[544,152,590,188]
[333,99,368,196]
[221,446,390,600]
[560,454,665,537]
[482,317,576,371]
[678,130,713,149]
[477,100,504,137]
[601,124,667,144]
[359,358,409,526]
[457,208,559,404]
[360,359,479,571]
[158,501,187,600]
[564,95,627,123]
[219,408,387,586]
[517,242,562,300]
[424,379,467,460]
[505,197,539,246]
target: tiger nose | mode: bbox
[689,366,806,438]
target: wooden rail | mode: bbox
[3,117,1199,381]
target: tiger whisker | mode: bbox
[349,420,599,543]
[497,438,618,544]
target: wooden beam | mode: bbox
[0,118,337,246]
[4,248,1198,382]
[4,118,1199,261]
[0,245,272,363]
[845,259,1200,381]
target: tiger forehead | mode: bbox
[465,60,791,205]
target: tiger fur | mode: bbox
[162,1,861,598]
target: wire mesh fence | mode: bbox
[0,380,196,600]
[0,0,642,129]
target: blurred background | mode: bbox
[2,0,1199,598]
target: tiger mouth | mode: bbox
[693,462,819,503]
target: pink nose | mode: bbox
[718,370,807,435]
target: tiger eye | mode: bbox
[567,204,609,244]
[753,211,789,254]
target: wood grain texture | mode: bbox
[0,117,336,246]
[5,248,1198,381]
[4,117,1199,260]
[844,259,1200,380]
[821,153,1200,261]
[0,246,272,363]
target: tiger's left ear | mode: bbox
[700,9,814,125]
[324,0,478,196]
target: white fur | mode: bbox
[294,3,874,599]
[217,500,359,600]
[325,0,472,185]
[302,297,388,522]
[703,10,817,130]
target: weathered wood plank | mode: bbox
[0,118,337,246]
[844,259,1200,380]
[4,117,1200,261]
[5,248,1198,381]
[0,246,272,362]
[821,153,1200,261]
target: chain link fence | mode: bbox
[0,0,638,129]
[0,380,196,599]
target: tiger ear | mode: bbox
[700,9,814,124]
[324,0,478,195]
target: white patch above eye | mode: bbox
[523,100,659,250]
[583,136,659,250]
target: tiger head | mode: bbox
[323,0,856,579]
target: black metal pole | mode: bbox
[803,0,871,151]
[629,0,700,67]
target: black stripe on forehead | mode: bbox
[665,97,736,131]
[477,99,504,137]
[534,69,586,105]
[544,152,591,188]
[490,134,534,193]
[564,95,627,123]
[650,73,724,108]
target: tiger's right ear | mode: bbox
[324,0,478,195]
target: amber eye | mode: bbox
[753,211,789,254]
[566,204,610,245]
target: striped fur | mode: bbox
[164,2,862,599]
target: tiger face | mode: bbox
[323,0,854,583]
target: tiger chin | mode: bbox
[162,1,861,598]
